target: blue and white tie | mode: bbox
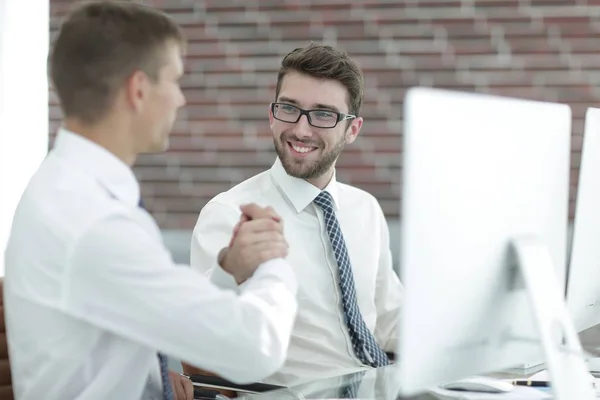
[138,198,174,400]
[314,191,389,368]
[158,353,174,400]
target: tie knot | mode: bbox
[314,191,334,211]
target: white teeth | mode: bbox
[292,144,314,153]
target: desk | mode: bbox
[236,364,430,399]
[234,325,600,400]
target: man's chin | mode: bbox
[142,139,169,154]
[281,160,315,179]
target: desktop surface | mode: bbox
[236,364,422,400]
[236,364,521,400]
[236,324,600,400]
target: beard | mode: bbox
[274,132,345,180]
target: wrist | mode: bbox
[217,246,229,269]
[217,247,247,285]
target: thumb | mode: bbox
[240,203,281,221]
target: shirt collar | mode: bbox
[270,157,340,213]
[52,128,140,207]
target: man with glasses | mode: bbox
[187,43,404,387]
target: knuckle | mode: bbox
[239,250,250,265]
[276,247,288,258]
[238,222,249,232]
[259,249,272,260]
[236,235,249,247]
[276,233,286,244]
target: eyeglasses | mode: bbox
[271,102,356,129]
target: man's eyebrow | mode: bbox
[278,96,341,113]
[278,96,299,105]
[314,103,340,113]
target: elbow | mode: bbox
[240,306,296,381]
[223,337,288,383]
[248,344,287,380]
[216,292,297,383]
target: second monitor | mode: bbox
[567,107,600,336]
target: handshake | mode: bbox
[218,204,288,284]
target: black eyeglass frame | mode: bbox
[270,102,356,129]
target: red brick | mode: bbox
[49,0,599,227]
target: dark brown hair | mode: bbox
[50,0,185,124]
[275,42,365,116]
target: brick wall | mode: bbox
[49,0,594,230]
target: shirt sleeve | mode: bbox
[190,201,243,290]
[63,212,298,384]
[372,202,404,353]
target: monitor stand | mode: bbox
[511,237,595,400]
[587,357,600,373]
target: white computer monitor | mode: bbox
[566,107,600,334]
[396,87,574,396]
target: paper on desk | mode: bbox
[528,368,596,385]
[525,369,600,397]
[427,385,551,400]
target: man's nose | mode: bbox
[294,114,313,139]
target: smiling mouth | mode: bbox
[288,141,318,155]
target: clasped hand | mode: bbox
[220,204,288,283]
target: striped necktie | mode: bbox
[314,191,389,367]
[138,198,174,400]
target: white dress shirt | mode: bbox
[4,129,298,400]
[191,158,404,387]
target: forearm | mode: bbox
[190,201,240,276]
[72,263,296,382]
[67,215,298,383]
